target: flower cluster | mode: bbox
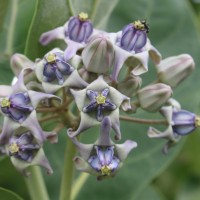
[0,12,199,180]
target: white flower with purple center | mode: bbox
[70,117,137,180]
[4,130,53,176]
[0,92,33,123]
[39,12,97,61]
[35,49,88,93]
[0,68,60,144]
[68,76,131,140]
[111,20,161,81]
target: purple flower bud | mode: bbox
[120,20,148,52]
[0,93,33,123]
[67,12,93,43]
[137,83,172,112]
[172,110,198,135]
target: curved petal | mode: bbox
[96,116,113,146]
[39,27,65,45]
[10,148,53,176]
[69,136,93,160]
[115,140,137,161]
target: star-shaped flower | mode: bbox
[68,76,131,140]
[83,88,117,121]
[35,49,88,93]
[0,68,60,144]
[1,128,53,176]
[70,117,137,180]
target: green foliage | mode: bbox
[0,187,23,200]
[0,0,200,200]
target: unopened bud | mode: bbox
[117,74,142,97]
[156,54,195,87]
[137,83,172,112]
[67,12,93,43]
[82,34,115,74]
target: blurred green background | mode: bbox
[1,0,200,199]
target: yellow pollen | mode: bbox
[1,98,10,107]
[101,165,111,176]
[96,94,106,104]
[8,143,19,154]
[78,12,88,21]
[195,116,200,127]
[133,20,145,30]
[45,53,56,63]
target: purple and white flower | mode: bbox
[39,13,97,61]
[111,20,161,81]
[0,68,60,144]
[70,117,137,180]
[35,49,88,93]
[68,76,131,140]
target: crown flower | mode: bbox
[35,48,88,93]
[0,69,60,144]
[111,20,161,81]
[70,117,137,180]
[147,104,200,153]
[68,76,131,140]
[39,13,96,61]
[6,130,52,176]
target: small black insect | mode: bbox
[141,20,150,33]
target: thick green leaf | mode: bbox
[135,185,166,200]
[0,187,23,200]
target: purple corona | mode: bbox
[67,12,93,43]
[120,20,148,52]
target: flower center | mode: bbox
[96,94,106,104]
[8,143,19,154]
[133,20,145,30]
[45,53,57,63]
[78,12,88,21]
[100,165,111,176]
[195,116,200,127]
[1,98,10,107]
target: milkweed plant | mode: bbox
[0,1,200,200]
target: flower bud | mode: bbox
[67,12,93,43]
[117,74,142,97]
[137,83,172,112]
[120,20,148,52]
[156,54,195,87]
[82,34,115,74]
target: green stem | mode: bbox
[24,167,49,200]
[59,138,76,200]
[71,173,89,200]
[120,115,168,125]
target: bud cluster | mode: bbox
[0,12,198,180]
